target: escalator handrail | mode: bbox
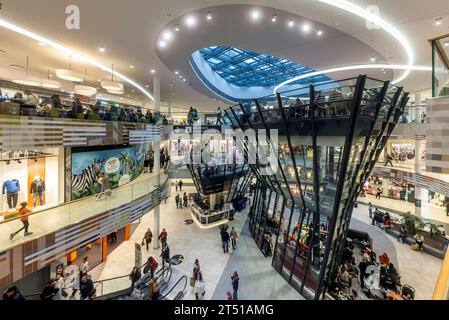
[158,275,187,300]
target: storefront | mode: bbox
[0,148,64,220]
[384,138,426,166]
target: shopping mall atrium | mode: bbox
[0,0,448,303]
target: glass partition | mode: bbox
[430,33,449,97]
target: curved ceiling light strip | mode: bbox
[317,0,414,84]
[0,18,154,101]
[274,64,432,94]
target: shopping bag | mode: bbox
[190,277,196,287]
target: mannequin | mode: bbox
[2,179,20,212]
[30,175,45,208]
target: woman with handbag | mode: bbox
[143,228,153,251]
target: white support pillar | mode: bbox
[167,100,172,199]
[153,76,161,249]
[414,136,424,218]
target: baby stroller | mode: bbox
[400,284,415,300]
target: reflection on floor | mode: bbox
[351,205,442,300]
[89,184,303,300]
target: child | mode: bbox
[226,290,233,300]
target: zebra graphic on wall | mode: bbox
[72,159,105,197]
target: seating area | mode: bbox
[328,229,415,300]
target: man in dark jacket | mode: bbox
[221,228,230,254]
[3,286,25,301]
[161,243,171,268]
[358,257,369,289]
[40,280,59,300]
[80,274,94,300]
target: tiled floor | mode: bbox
[89,184,303,300]
[351,204,443,300]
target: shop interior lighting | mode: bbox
[101,64,124,92]
[317,0,414,84]
[75,85,97,97]
[0,18,154,100]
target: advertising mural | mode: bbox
[71,145,146,200]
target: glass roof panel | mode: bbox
[199,46,331,87]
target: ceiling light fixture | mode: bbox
[370,57,377,62]
[55,56,84,82]
[129,65,135,69]
[145,85,149,88]
[288,20,295,28]
[435,17,443,26]
[41,69,61,89]
[158,40,167,48]
[150,69,156,74]
[99,47,106,53]
[206,12,213,20]
[38,42,46,46]
[302,23,311,32]
[274,64,432,94]
[162,31,173,41]
[444,41,449,47]
[317,30,323,36]
[0,18,154,100]
[174,71,179,75]
[317,0,413,84]
[174,24,180,32]
[75,85,97,97]
[12,56,41,86]
[271,14,278,22]
[250,10,261,20]
[185,15,197,27]
[101,64,124,92]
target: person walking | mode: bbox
[230,227,239,250]
[183,192,188,208]
[10,202,33,240]
[149,152,155,174]
[178,180,183,192]
[80,256,90,278]
[221,226,230,254]
[175,194,181,209]
[231,271,239,300]
[40,279,59,300]
[194,271,206,300]
[375,187,382,200]
[143,256,158,279]
[368,202,373,219]
[175,180,178,192]
[160,243,171,268]
[129,266,142,290]
[159,228,168,246]
[143,228,153,251]
[384,154,394,166]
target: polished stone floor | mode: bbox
[89,183,303,300]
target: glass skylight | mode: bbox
[199,46,331,87]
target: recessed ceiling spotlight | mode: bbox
[98,47,106,53]
[288,20,295,28]
[145,85,149,88]
[162,31,173,41]
[271,14,277,23]
[131,89,135,92]
[183,78,187,82]
[178,75,182,79]
[49,74,54,78]
[174,71,179,75]
[206,12,212,20]
[174,24,180,32]
[302,23,311,32]
[150,69,156,74]
[185,15,197,27]
[97,79,102,82]
[38,42,46,46]
[317,30,323,36]
[158,40,167,48]
[170,83,174,87]
[435,17,443,26]
[445,41,449,47]
[127,95,130,98]
[129,65,135,69]
[171,92,175,95]
[120,97,124,100]
[250,10,261,20]
[370,57,377,62]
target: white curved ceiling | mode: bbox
[0,0,447,111]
